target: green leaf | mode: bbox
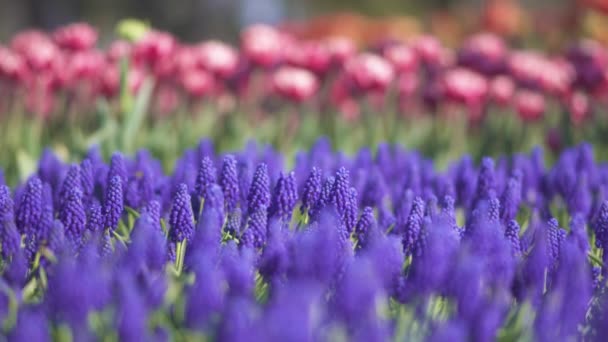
[122,77,155,154]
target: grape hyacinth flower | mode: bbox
[103,176,124,231]
[219,155,240,213]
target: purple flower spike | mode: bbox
[300,166,322,214]
[194,156,217,198]
[108,152,128,188]
[59,188,86,249]
[505,220,522,257]
[269,171,297,224]
[500,172,522,223]
[103,176,124,231]
[355,206,377,250]
[220,155,239,213]
[86,202,103,233]
[241,208,268,249]
[402,197,425,255]
[16,176,43,237]
[247,163,270,214]
[474,157,496,203]
[169,183,194,243]
[59,164,82,206]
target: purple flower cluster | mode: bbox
[0,139,607,340]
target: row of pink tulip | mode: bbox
[0,22,607,123]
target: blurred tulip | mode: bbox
[241,24,284,68]
[442,68,488,105]
[489,76,515,106]
[383,44,418,75]
[515,90,545,121]
[53,23,98,51]
[196,41,239,78]
[272,66,319,103]
[181,69,215,99]
[344,53,394,93]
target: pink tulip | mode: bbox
[272,66,319,103]
[514,90,545,121]
[442,68,488,104]
[107,40,133,63]
[196,41,239,78]
[567,92,590,125]
[285,41,331,75]
[383,44,418,75]
[344,53,394,93]
[0,46,28,82]
[324,36,357,65]
[412,35,443,65]
[180,69,215,98]
[241,24,284,68]
[53,23,98,51]
[133,30,177,68]
[12,31,58,71]
[489,76,515,106]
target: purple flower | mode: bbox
[224,207,242,237]
[168,183,194,243]
[108,152,128,189]
[269,171,298,224]
[300,166,322,214]
[535,239,592,341]
[247,163,270,214]
[500,172,522,223]
[0,186,20,259]
[59,165,82,206]
[241,207,268,249]
[142,200,162,233]
[361,167,388,208]
[259,221,289,281]
[311,176,335,219]
[80,158,95,200]
[185,258,225,331]
[220,154,240,213]
[86,202,103,233]
[59,188,86,249]
[473,157,496,205]
[402,197,425,255]
[355,206,378,250]
[103,176,124,231]
[221,242,255,297]
[568,213,589,253]
[193,156,217,213]
[16,176,43,237]
[7,307,50,342]
[505,220,522,257]
[114,272,149,342]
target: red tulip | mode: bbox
[272,66,319,103]
[344,53,394,93]
[53,23,98,51]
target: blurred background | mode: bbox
[1,0,608,46]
